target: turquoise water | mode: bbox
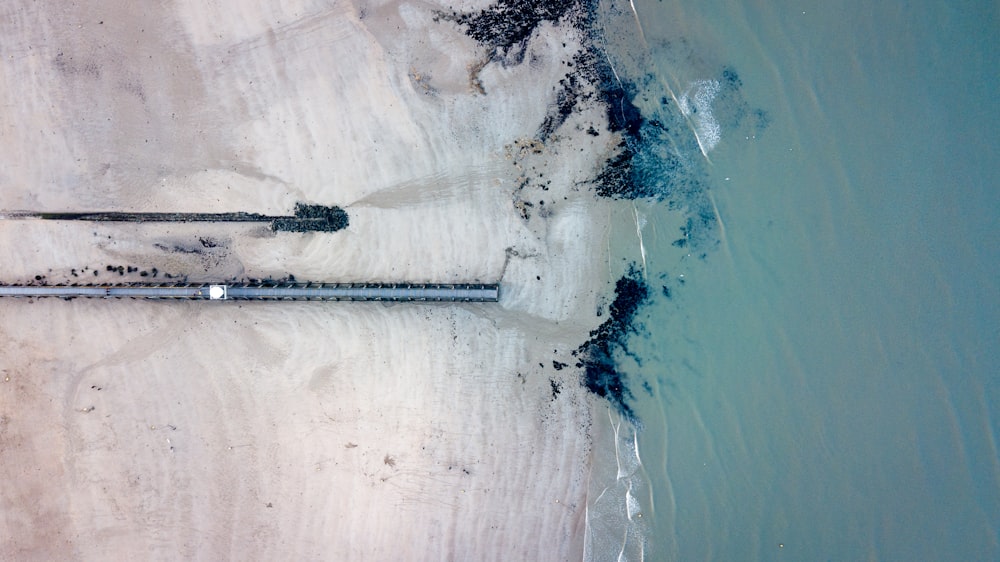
[614,0,999,559]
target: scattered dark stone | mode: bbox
[140,271,148,277]
[642,380,654,396]
[722,66,742,88]
[93,270,99,276]
[154,242,203,255]
[34,275,42,281]
[552,360,567,370]
[550,379,562,400]
[538,72,585,140]
[199,237,218,248]
[515,200,531,220]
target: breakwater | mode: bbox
[0,203,349,233]
[0,282,499,302]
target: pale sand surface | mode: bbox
[0,1,620,559]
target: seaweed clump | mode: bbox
[573,265,650,419]
[271,203,349,233]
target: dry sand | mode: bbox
[0,1,626,559]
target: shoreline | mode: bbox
[0,0,648,558]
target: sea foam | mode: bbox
[678,79,722,155]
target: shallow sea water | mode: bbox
[602,0,999,559]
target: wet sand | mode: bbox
[0,0,623,559]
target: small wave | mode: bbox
[678,79,722,155]
[584,408,647,562]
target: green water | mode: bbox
[619,0,1000,559]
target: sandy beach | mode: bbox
[1,0,633,559]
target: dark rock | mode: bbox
[440,0,582,56]
[573,264,649,419]
[271,204,349,233]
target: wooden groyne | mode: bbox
[0,282,500,302]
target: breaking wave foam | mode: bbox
[678,79,722,155]
[584,408,647,562]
